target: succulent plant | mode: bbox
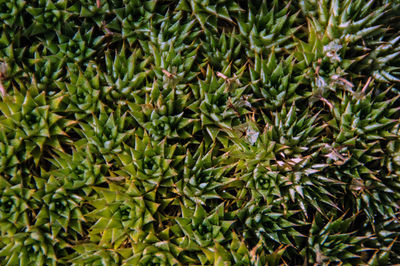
[0,226,68,265]
[0,129,20,177]
[56,63,101,120]
[47,147,108,194]
[0,85,75,164]
[86,183,159,247]
[0,0,26,27]
[99,45,151,104]
[323,80,400,222]
[70,243,125,266]
[236,0,300,57]
[176,0,243,32]
[0,177,37,233]
[75,104,132,162]
[249,50,303,110]
[115,132,184,193]
[174,202,234,257]
[299,213,368,264]
[2,0,400,265]
[187,65,252,145]
[32,175,87,240]
[128,78,199,142]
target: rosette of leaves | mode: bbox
[123,232,183,265]
[76,104,132,162]
[85,182,160,249]
[86,0,166,42]
[224,233,291,265]
[0,38,30,92]
[83,194,198,265]
[363,213,400,263]
[294,0,398,89]
[226,232,252,265]
[175,202,234,250]
[297,0,388,45]
[100,45,151,103]
[66,0,105,28]
[53,27,99,64]
[0,24,28,85]
[232,196,304,262]
[32,175,86,240]
[23,0,103,65]
[46,147,108,195]
[323,81,400,221]
[24,0,72,36]
[172,141,233,205]
[0,0,26,27]
[236,0,300,57]
[0,226,68,265]
[0,30,28,96]
[249,50,303,110]
[55,63,101,120]
[128,79,198,142]
[69,243,125,266]
[176,0,244,32]
[111,0,162,45]
[0,129,19,177]
[357,34,400,83]
[115,132,184,193]
[188,65,251,144]
[298,213,370,264]
[0,86,75,164]
[294,33,354,102]
[0,177,37,233]
[19,1,105,80]
[224,104,337,217]
[26,54,67,90]
[148,213,236,265]
[1,21,63,93]
[140,10,201,91]
[201,29,244,70]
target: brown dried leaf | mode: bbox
[216,72,228,80]
[162,69,175,78]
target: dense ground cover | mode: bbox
[1,0,400,264]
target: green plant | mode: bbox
[1,0,400,265]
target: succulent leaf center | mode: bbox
[0,198,13,213]
[120,206,131,221]
[25,113,39,125]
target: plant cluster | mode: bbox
[1,0,400,264]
